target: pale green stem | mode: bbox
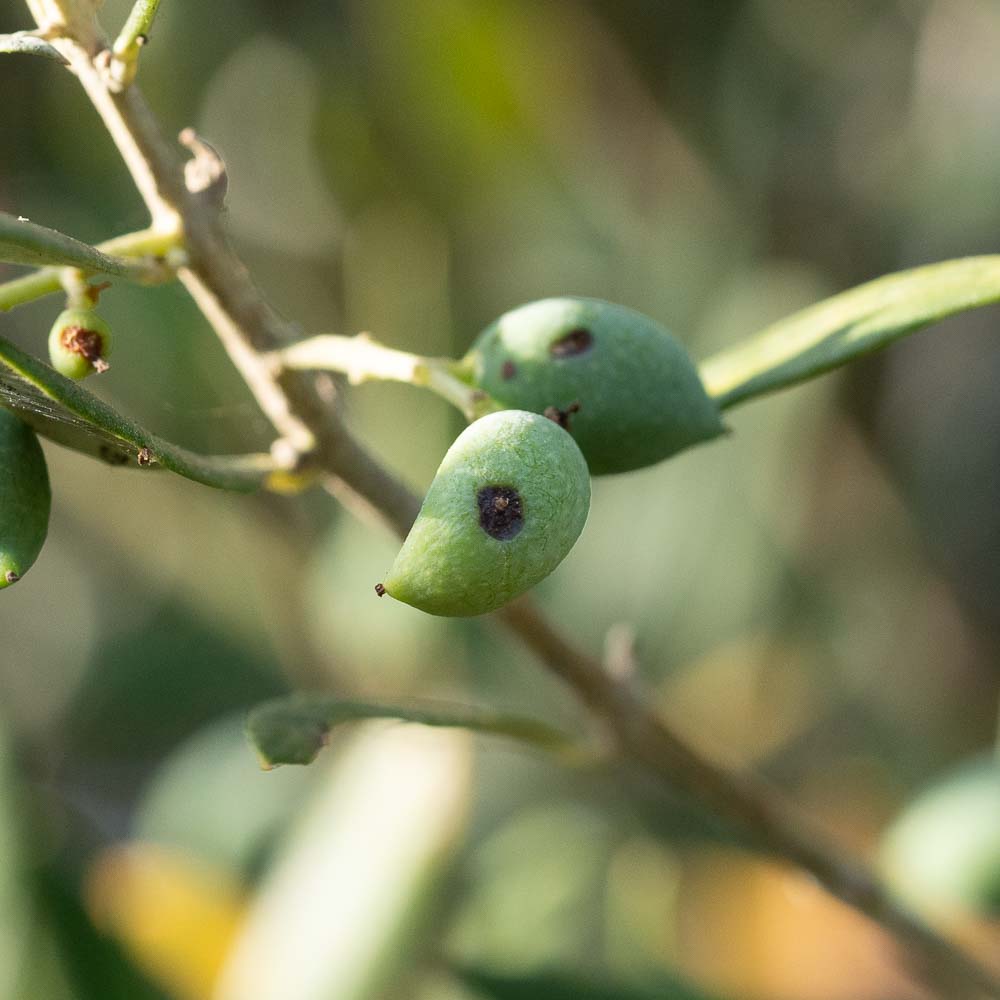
[273,334,502,422]
[108,0,160,88]
[0,226,181,312]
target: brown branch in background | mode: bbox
[28,7,1000,999]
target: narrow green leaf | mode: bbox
[699,256,1000,410]
[0,333,275,491]
[0,213,140,275]
[247,694,574,768]
[0,32,66,63]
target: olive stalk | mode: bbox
[271,333,502,421]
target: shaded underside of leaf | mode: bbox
[699,255,1000,409]
[0,213,140,275]
[246,694,574,767]
[0,32,66,62]
[0,333,273,490]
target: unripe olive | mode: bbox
[464,298,724,475]
[880,756,1000,920]
[0,408,51,588]
[380,410,590,617]
[48,307,112,379]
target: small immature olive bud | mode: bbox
[380,410,591,617]
[48,307,113,380]
[464,298,725,475]
[0,409,52,589]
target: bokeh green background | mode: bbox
[2,1,1000,998]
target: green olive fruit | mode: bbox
[463,297,724,475]
[0,408,52,588]
[880,755,1000,920]
[48,307,112,380]
[380,410,590,617]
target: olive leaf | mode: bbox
[0,332,275,491]
[700,255,1000,409]
[246,694,574,767]
[0,32,66,63]
[0,212,141,275]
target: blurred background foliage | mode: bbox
[1,0,1000,997]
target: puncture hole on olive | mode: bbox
[549,327,593,358]
[543,401,581,430]
[477,485,524,541]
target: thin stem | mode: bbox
[273,334,502,421]
[30,4,1000,996]
[0,227,182,311]
[108,0,160,88]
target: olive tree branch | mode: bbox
[29,4,1000,997]
[270,333,502,421]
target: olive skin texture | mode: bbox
[0,408,51,588]
[880,756,1000,920]
[464,298,725,475]
[382,410,590,617]
[48,307,113,380]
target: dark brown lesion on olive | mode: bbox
[477,485,524,540]
[549,327,593,358]
[500,359,517,380]
[543,401,581,430]
[61,326,110,373]
[4,571,19,585]
[375,582,386,597]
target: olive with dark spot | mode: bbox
[48,307,113,380]
[380,410,590,617]
[463,298,724,474]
